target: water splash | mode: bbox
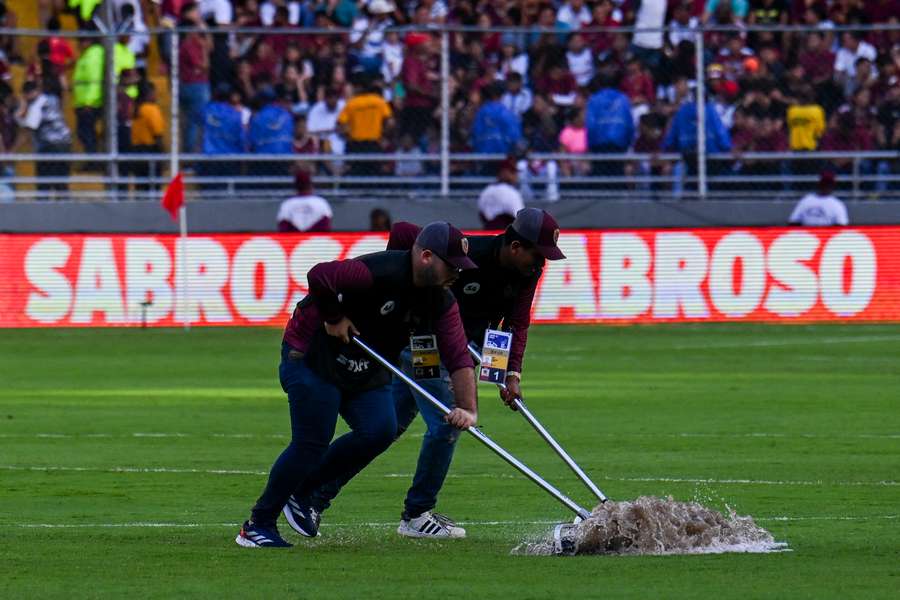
[515,495,788,556]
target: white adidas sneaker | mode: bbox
[397,511,466,539]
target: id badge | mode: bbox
[479,329,512,384]
[410,334,440,380]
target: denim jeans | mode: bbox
[250,343,397,526]
[310,348,460,519]
[179,82,210,154]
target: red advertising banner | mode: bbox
[1,227,898,328]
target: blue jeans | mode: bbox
[179,82,210,154]
[250,343,397,526]
[310,348,460,519]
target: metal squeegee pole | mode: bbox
[352,337,592,521]
[468,344,608,503]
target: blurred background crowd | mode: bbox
[1,0,899,200]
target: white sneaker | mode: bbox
[397,511,466,539]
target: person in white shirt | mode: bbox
[500,72,533,118]
[789,171,849,227]
[350,0,395,75]
[566,33,594,87]
[556,0,592,30]
[834,31,878,83]
[631,0,667,70]
[277,169,334,232]
[307,89,347,174]
[478,158,526,229]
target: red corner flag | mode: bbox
[161,172,184,221]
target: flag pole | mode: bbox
[170,28,189,331]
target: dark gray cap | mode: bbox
[415,222,477,271]
[510,208,565,260]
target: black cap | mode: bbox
[510,208,565,260]
[415,222,477,271]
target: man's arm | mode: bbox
[434,301,477,428]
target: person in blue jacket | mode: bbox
[663,88,732,192]
[585,67,635,179]
[249,85,295,179]
[200,82,246,188]
[471,83,522,175]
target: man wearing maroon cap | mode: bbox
[236,222,479,548]
[276,169,333,233]
[292,208,566,540]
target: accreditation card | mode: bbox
[410,334,440,380]
[479,329,512,384]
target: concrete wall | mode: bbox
[1,198,898,233]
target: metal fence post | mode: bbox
[170,29,179,180]
[440,28,450,197]
[852,156,860,200]
[104,2,118,201]
[695,27,707,200]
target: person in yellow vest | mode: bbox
[786,85,826,188]
[72,35,104,158]
[337,76,393,176]
[68,0,103,29]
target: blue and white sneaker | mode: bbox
[282,495,321,537]
[235,520,292,548]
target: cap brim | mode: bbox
[538,245,566,260]
[448,256,478,271]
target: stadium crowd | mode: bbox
[2,0,900,195]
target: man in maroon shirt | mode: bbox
[399,33,438,142]
[236,222,478,548]
[291,208,566,540]
[178,3,211,154]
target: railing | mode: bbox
[2,21,899,202]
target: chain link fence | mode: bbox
[2,12,899,203]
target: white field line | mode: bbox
[11,515,899,529]
[672,335,900,350]
[0,431,897,440]
[1,464,896,487]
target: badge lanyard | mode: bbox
[479,329,512,384]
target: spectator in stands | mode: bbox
[584,0,620,55]
[201,82,246,185]
[292,114,319,155]
[369,207,392,231]
[400,33,438,144]
[662,83,732,192]
[249,85,295,179]
[130,82,165,194]
[629,111,671,196]
[844,57,878,100]
[566,34,595,88]
[789,171,848,226]
[178,2,212,154]
[585,66,634,177]
[703,0,749,24]
[470,82,522,171]
[46,17,75,72]
[72,35,104,160]
[819,105,875,178]
[501,72,533,118]
[631,0,668,74]
[787,84,826,183]
[478,157,525,229]
[15,81,71,199]
[876,77,900,190]
[834,31,878,87]
[558,107,589,177]
[307,87,347,175]
[498,40,529,82]
[277,168,333,232]
[394,133,425,177]
[556,0,591,30]
[535,60,579,106]
[338,75,393,176]
[0,0,20,63]
[350,0,396,76]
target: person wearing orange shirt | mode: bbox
[337,77,393,176]
[130,82,165,194]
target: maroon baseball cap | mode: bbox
[415,222,477,271]
[510,208,566,260]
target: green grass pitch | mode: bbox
[1,324,898,598]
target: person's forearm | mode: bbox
[450,367,477,413]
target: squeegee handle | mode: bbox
[467,343,608,504]
[352,336,592,521]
